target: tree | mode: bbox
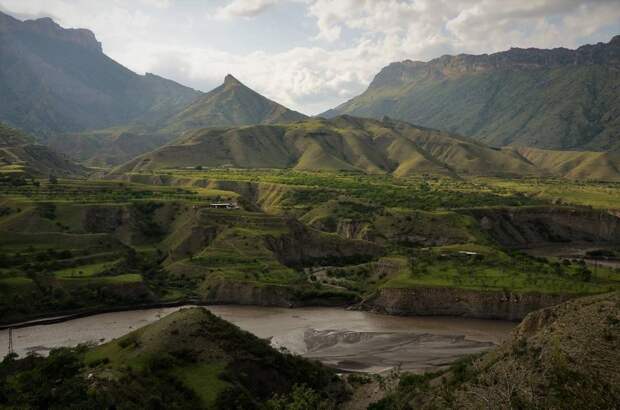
[265,384,335,410]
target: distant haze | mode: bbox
[0,0,619,115]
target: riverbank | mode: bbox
[0,299,206,330]
[0,305,515,373]
[0,284,580,330]
[359,287,575,321]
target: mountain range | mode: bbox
[0,11,200,138]
[45,74,307,167]
[0,10,619,180]
[112,115,620,181]
[323,36,620,151]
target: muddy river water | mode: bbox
[0,306,516,373]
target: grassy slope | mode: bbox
[478,177,620,209]
[381,247,620,294]
[325,37,620,151]
[0,123,85,177]
[49,75,307,167]
[515,147,620,181]
[112,116,620,181]
[161,75,306,134]
[0,307,345,409]
[84,307,344,408]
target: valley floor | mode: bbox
[1,170,619,325]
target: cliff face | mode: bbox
[324,36,620,151]
[467,206,620,247]
[201,281,356,308]
[202,281,296,307]
[370,36,620,88]
[20,16,102,52]
[264,219,384,267]
[361,287,572,321]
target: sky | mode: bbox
[1,0,619,115]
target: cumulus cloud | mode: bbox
[215,0,281,19]
[1,0,619,114]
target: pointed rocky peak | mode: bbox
[611,35,620,46]
[223,74,244,88]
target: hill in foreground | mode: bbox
[324,36,620,151]
[0,307,347,409]
[48,75,307,167]
[0,123,84,177]
[113,116,620,181]
[370,292,620,409]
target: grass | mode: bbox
[54,260,119,278]
[172,363,229,407]
[55,273,142,285]
[0,178,221,204]
[84,309,231,406]
[382,252,620,294]
[123,168,545,212]
[0,276,35,296]
[477,177,620,209]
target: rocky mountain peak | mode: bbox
[224,74,243,87]
[3,12,102,52]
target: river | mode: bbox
[0,306,515,373]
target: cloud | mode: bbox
[215,0,281,19]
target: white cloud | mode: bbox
[215,0,281,19]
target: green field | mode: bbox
[381,251,619,294]
[478,177,620,209]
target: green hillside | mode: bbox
[112,116,620,181]
[161,74,307,134]
[0,308,346,409]
[47,75,308,167]
[0,123,85,177]
[324,36,620,151]
[47,127,172,168]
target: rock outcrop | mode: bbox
[467,206,620,247]
[265,219,383,267]
[361,286,573,321]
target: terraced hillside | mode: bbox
[2,169,620,323]
[0,307,347,409]
[324,36,620,151]
[0,177,381,322]
[0,123,84,177]
[114,170,620,317]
